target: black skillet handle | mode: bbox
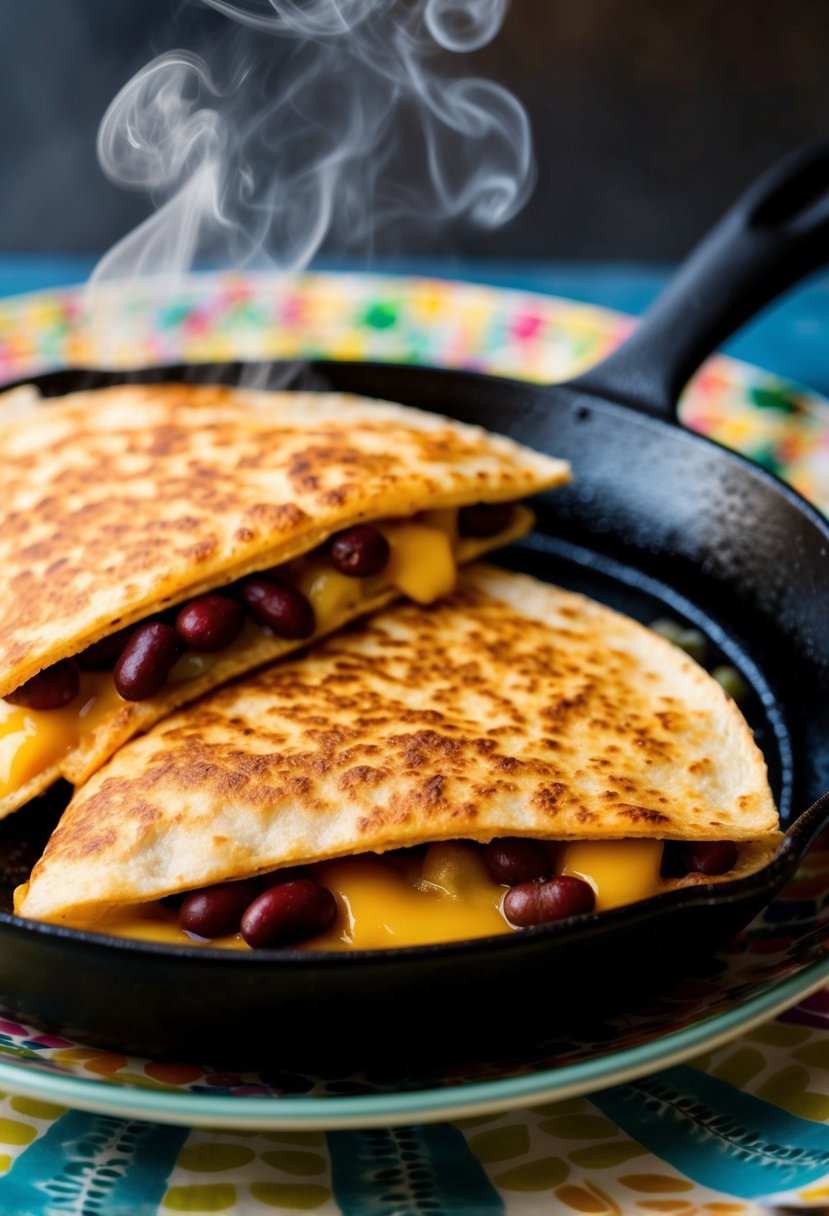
[569,136,829,419]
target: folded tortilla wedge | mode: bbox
[16,565,780,937]
[0,382,569,818]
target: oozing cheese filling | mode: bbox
[0,509,512,801]
[561,839,664,909]
[59,839,668,950]
[0,676,125,798]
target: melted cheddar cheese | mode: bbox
[316,844,508,949]
[381,521,457,603]
[58,839,669,950]
[0,675,124,799]
[562,839,664,910]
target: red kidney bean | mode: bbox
[661,839,738,878]
[6,660,79,710]
[329,524,390,577]
[239,577,315,639]
[659,841,687,878]
[240,879,336,948]
[503,876,595,927]
[458,501,515,538]
[76,626,134,672]
[176,594,244,652]
[483,838,551,885]
[179,878,262,938]
[114,622,185,700]
[681,840,738,876]
[257,867,306,887]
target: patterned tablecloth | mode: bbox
[0,271,827,1216]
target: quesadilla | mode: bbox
[0,382,568,818]
[15,565,780,949]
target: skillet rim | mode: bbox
[1,798,824,964]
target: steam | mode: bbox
[91,0,532,285]
[424,0,509,52]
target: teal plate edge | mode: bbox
[0,956,825,1130]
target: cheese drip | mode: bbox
[0,676,123,799]
[53,839,670,950]
[0,512,474,803]
[563,839,663,910]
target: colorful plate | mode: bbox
[0,271,826,1130]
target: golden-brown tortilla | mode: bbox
[17,565,779,925]
[0,383,566,695]
[0,382,568,816]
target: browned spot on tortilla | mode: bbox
[618,805,671,824]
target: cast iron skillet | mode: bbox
[3,140,829,1067]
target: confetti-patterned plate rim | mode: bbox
[0,961,825,1129]
[0,271,827,1130]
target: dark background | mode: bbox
[2,0,829,263]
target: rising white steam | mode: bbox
[91,0,533,284]
[424,0,509,52]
